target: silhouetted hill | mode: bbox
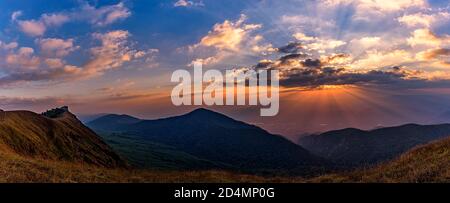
[98,132,229,170]
[87,114,141,131]
[0,107,126,167]
[77,113,109,123]
[88,108,328,175]
[299,124,450,166]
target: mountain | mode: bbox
[314,137,450,183]
[88,108,328,175]
[298,124,450,166]
[0,107,126,168]
[77,113,109,124]
[99,132,228,170]
[87,114,141,130]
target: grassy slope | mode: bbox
[313,137,450,183]
[0,110,126,167]
[0,151,305,183]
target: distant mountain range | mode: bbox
[0,108,126,167]
[87,108,328,175]
[299,124,450,166]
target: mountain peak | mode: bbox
[41,106,71,118]
[185,108,235,121]
[188,108,218,115]
[103,114,140,121]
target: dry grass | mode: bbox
[0,111,126,167]
[0,151,307,183]
[312,137,450,183]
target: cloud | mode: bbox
[351,49,415,69]
[4,47,41,70]
[84,30,158,76]
[418,48,450,60]
[41,13,70,27]
[197,14,261,51]
[416,48,450,68]
[80,2,131,26]
[350,37,381,48]
[174,0,204,7]
[248,53,420,87]
[249,35,276,55]
[12,11,69,37]
[398,12,450,28]
[281,15,336,31]
[0,96,67,108]
[0,30,157,86]
[278,66,424,88]
[293,32,346,53]
[322,0,427,20]
[84,30,135,76]
[407,29,450,47]
[12,2,131,36]
[188,14,268,65]
[277,42,304,54]
[0,41,18,50]
[44,58,66,69]
[17,20,47,37]
[37,38,79,57]
[11,11,22,21]
[240,39,446,88]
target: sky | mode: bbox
[1,0,450,139]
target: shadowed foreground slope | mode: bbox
[0,151,306,183]
[313,137,450,183]
[0,109,126,167]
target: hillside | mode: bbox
[0,149,307,183]
[298,124,450,166]
[98,132,228,170]
[314,137,450,183]
[0,108,126,167]
[88,108,328,175]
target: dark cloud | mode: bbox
[246,47,438,88]
[301,59,322,68]
[0,68,80,87]
[279,53,308,64]
[277,42,304,54]
[279,67,412,87]
[255,60,274,70]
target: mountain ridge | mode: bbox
[299,123,450,166]
[88,108,329,175]
[313,136,450,183]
